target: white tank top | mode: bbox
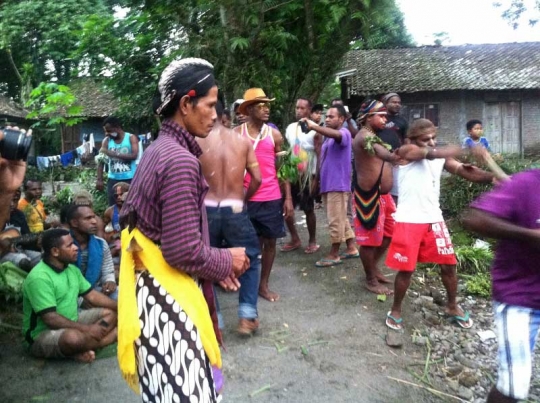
[394,158,445,223]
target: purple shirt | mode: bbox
[471,169,540,309]
[121,119,232,282]
[320,128,352,193]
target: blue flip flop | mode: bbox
[339,251,360,259]
[448,310,474,329]
[386,311,403,330]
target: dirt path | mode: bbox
[0,211,434,403]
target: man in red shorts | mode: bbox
[353,100,401,295]
[385,119,494,331]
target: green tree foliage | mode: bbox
[77,0,413,127]
[494,0,540,28]
[0,0,111,101]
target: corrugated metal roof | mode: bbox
[341,42,540,96]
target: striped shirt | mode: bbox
[79,236,115,285]
[121,120,232,281]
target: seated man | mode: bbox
[18,179,47,233]
[22,228,117,363]
[66,204,117,300]
[103,182,129,278]
[1,190,41,272]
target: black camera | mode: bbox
[0,128,33,161]
[299,121,309,133]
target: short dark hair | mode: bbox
[311,104,323,113]
[330,104,347,118]
[65,204,89,225]
[223,108,231,119]
[297,98,313,108]
[331,98,344,106]
[42,228,70,257]
[466,119,482,131]
[103,116,122,129]
[215,100,224,118]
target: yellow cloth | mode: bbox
[117,228,222,394]
[17,199,46,233]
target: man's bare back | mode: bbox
[353,128,394,194]
[197,124,260,203]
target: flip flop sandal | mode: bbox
[315,258,343,267]
[386,311,403,330]
[448,311,474,329]
[304,244,320,254]
[339,251,360,259]
[280,243,301,252]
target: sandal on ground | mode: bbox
[339,251,360,259]
[304,244,320,254]
[315,258,343,267]
[280,243,301,252]
[386,311,403,330]
[447,310,474,329]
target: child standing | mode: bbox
[463,119,490,151]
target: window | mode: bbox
[402,103,439,127]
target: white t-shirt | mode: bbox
[394,158,446,223]
[285,123,317,175]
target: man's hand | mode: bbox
[96,178,104,191]
[300,118,317,131]
[218,274,241,292]
[102,281,117,296]
[87,323,108,340]
[229,247,249,278]
[283,198,294,219]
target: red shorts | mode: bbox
[385,221,457,271]
[354,194,396,247]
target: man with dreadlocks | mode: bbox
[353,100,400,295]
[118,57,249,402]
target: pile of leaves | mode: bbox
[277,150,303,183]
[0,262,27,302]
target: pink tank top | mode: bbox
[242,123,282,202]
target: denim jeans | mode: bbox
[206,206,261,320]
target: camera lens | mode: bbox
[0,129,33,161]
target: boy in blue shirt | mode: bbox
[463,119,490,151]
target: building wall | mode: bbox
[348,89,540,155]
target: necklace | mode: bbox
[362,125,376,135]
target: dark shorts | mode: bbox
[247,199,286,239]
[288,182,315,213]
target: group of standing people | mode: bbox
[4,53,538,403]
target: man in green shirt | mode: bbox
[22,228,117,363]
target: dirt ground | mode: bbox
[0,210,435,403]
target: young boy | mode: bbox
[385,119,494,332]
[463,119,490,151]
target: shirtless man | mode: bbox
[197,101,263,335]
[353,100,400,295]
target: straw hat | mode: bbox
[237,88,275,115]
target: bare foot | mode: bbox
[259,288,280,302]
[375,272,393,284]
[74,350,95,363]
[364,279,394,295]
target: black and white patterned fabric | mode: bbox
[135,271,219,403]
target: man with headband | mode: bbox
[353,100,400,295]
[119,57,249,402]
[379,92,408,203]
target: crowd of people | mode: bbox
[0,55,538,403]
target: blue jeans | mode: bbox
[206,206,261,320]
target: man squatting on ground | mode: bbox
[353,100,401,296]
[22,228,117,363]
[463,170,540,403]
[301,104,359,267]
[197,100,263,336]
[235,88,289,302]
[385,118,494,331]
[281,97,320,254]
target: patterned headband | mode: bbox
[359,100,387,121]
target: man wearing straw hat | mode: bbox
[235,88,289,302]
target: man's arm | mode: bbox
[397,144,462,161]
[83,289,117,311]
[108,134,139,161]
[444,158,494,183]
[345,117,359,138]
[98,240,117,295]
[244,139,262,203]
[303,119,342,142]
[462,208,540,248]
[41,310,108,340]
